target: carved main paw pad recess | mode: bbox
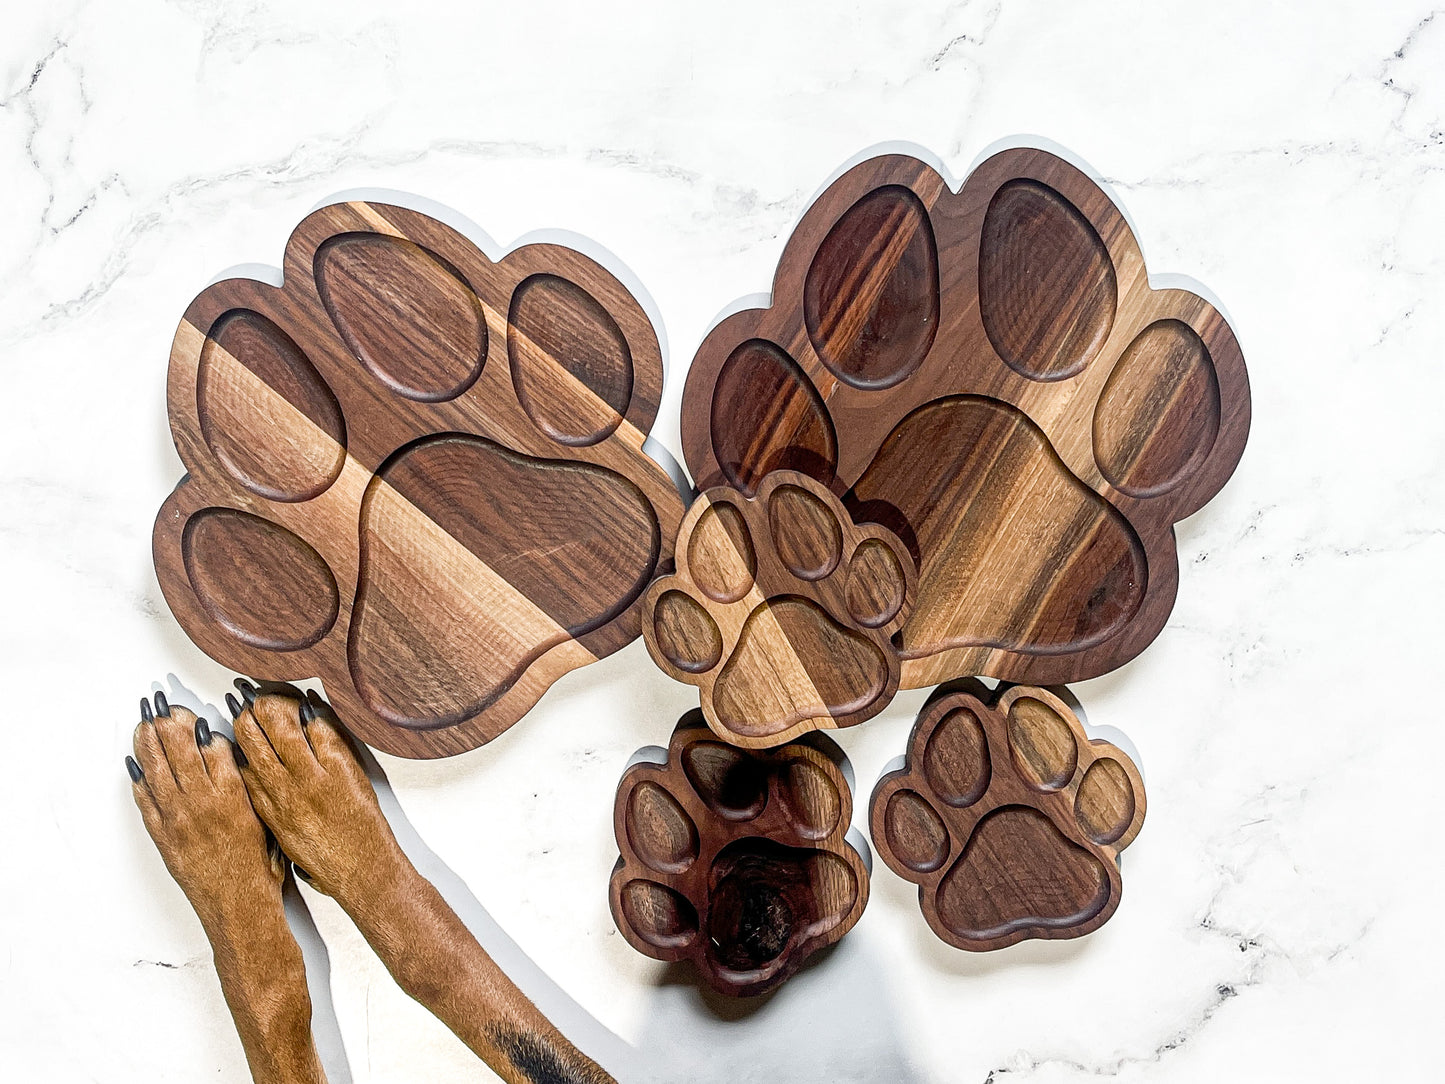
[870,682,1145,950]
[641,469,914,748]
[610,710,870,996]
[154,201,686,758]
[681,147,1251,689]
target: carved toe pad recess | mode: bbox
[641,470,914,748]
[682,147,1251,690]
[611,710,870,996]
[154,201,686,758]
[870,681,1145,951]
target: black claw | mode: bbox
[153,691,169,718]
[226,693,243,719]
[195,718,212,746]
[139,697,153,724]
[233,744,249,770]
[299,699,315,724]
[125,755,143,783]
[235,678,257,705]
[306,689,333,721]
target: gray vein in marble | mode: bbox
[0,128,794,348]
[987,853,1371,1081]
[1376,8,1444,135]
[170,0,325,66]
[927,0,1004,73]
[133,953,206,971]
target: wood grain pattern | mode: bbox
[680,147,1250,689]
[641,470,914,748]
[154,200,686,758]
[869,680,1145,951]
[610,710,869,997]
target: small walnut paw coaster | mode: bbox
[641,470,914,748]
[680,146,1251,689]
[870,681,1145,950]
[610,709,870,996]
[153,199,686,758]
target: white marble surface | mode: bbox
[2,0,1442,1079]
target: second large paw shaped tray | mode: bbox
[871,681,1145,950]
[680,147,1251,694]
[610,710,870,996]
[154,200,686,758]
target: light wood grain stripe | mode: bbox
[359,203,651,454]
[188,326,596,666]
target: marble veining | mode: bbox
[1,0,1441,1080]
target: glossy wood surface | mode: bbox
[610,710,869,996]
[154,200,685,758]
[870,680,1145,951]
[641,470,914,748]
[680,147,1250,689]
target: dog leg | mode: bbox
[128,692,327,1084]
[231,685,614,1084]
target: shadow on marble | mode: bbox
[151,672,636,1082]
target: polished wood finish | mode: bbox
[154,200,686,758]
[641,470,914,748]
[680,147,1250,689]
[610,710,869,996]
[870,680,1145,951]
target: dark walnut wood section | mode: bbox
[641,470,914,748]
[610,710,869,997]
[680,147,1251,689]
[870,680,1145,951]
[154,200,686,758]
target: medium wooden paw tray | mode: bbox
[680,146,1251,692]
[640,470,914,748]
[870,680,1145,951]
[609,709,870,996]
[153,200,686,758]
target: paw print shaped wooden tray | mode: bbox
[679,147,1251,699]
[870,680,1144,950]
[641,470,914,747]
[153,200,686,758]
[610,710,870,996]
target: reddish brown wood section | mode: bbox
[610,711,869,996]
[154,200,685,758]
[869,680,1145,951]
[641,470,914,748]
[680,147,1250,689]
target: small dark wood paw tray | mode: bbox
[153,200,686,758]
[641,470,915,748]
[870,680,1145,951]
[680,147,1251,692]
[610,709,870,996]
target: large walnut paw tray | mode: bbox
[153,200,686,758]
[610,710,870,996]
[870,681,1144,950]
[641,470,914,748]
[680,147,1251,689]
